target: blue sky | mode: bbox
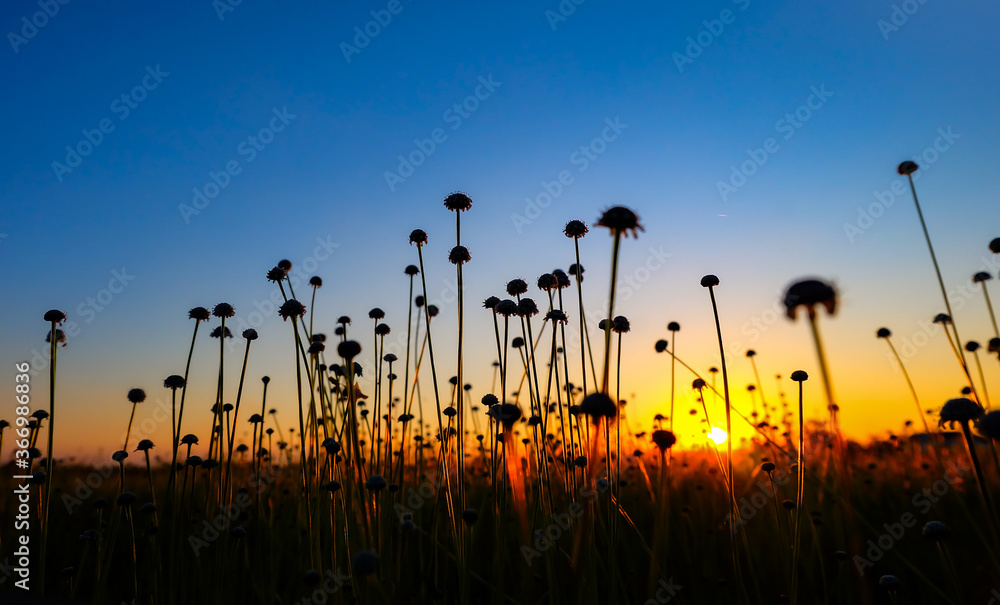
[2,0,999,459]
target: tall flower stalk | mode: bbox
[40,308,66,595]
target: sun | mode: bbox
[707,427,728,445]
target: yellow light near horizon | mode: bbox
[707,427,728,445]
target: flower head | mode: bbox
[537,273,557,291]
[266,267,286,282]
[375,323,391,336]
[783,279,837,319]
[405,264,419,276]
[210,326,233,339]
[338,340,362,360]
[933,313,952,324]
[188,307,210,321]
[135,439,154,452]
[44,310,67,324]
[564,219,589,238]
[309,276,322,287]
[164,375,185,390]
[368,308,385,320]
[409,229,428,245]
[277,259,292,273]
[977,410,1000,440]
[596,206,644,238]
[790,370,809,382]
[443,192,473,211]
[651,429,676,452]
[506,278,528,297]
[552,269,571,289]
[517,298,539,317]
[973,271,993,283]
[483,296,500,309]
[939,397,984,428]
[213,303,235,319]
[990,238,1000,254]
[127,388,146,404]
[612,316,630,333]
[896,161,918,176]
[700,274,720,288]
[496,299,518,317]
[654,339,668,353]
[243,329,258,341]
[448,245,471,264]
[278,300,306,321]
[46,329,66,346]
[579,392,617,423]
[921,520,950,542]
[545,310,568,324]
[487,403,522,428]
[877,327,891,338]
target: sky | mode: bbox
[1,0,999,463]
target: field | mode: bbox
[2,194,1000,605]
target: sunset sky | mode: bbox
[2,0,999,463]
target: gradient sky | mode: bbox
[2,0,999,463]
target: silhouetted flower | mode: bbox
[783,279,837,319]
[897,161,918,175]
[210,326,232,338]
[449,245,471,264]
[564,220,589,238]
[537,273,557,291]
[612,316,630,333]
[579,392,617,422]
[243,329,258,341]
[978,410,1000,439]
[496,299,518,317]
[973,271,992,283]
[921,521,950,542]
[651,429,676,452]
[278,300,306,321]
[405,264,419,276]
[409,229,428,245]
[990,238,1000,254]
[308,342,325,355]
[517,298,539,317]
[164,375,185,390]
[966,341,981,353]
[135,439,153,452]
[266,267,286,282]
[127,389,146,404]
[506,279,528,297]
[596,206,644,238]
[939,397,984,428]
[444,192,473,211]
[545,310,568,324]
[213,303,235,319]
[876,327,891,338]
[44,310,67,324]
[933,313,952,324]
[483,296,500,309]
[552,269,571,289]
[790,370,808,382]
[46,329,66,346]
[488,403,522,428]
[655,339,668,353]
[188,307,210,321]
[700,275,720,287]
[338,340,362,360]
[369,308,385,321]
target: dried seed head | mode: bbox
[444,191,473,211]
[596,206,644,238]
[127,388,146,404]
[783,279,837,319]
[409,229,428,245]
[44,309,67,324]
[506,278,528,297]
[876,327,891,338]
[896,161,918,175]
[448,245,471,264]
[338,340,362,360]
[564,219,589,238]
[243,329,258,341]
[654,339,669,353]
[278,300,306,321]
[213,303,235,319]
[188,307,211,321]
[164,375,186,390]
[404,264,419,276]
